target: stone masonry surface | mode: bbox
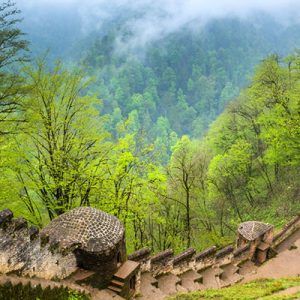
[41,207,125,254]
[238,221,273,241]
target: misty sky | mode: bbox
[16,0,299,14]
[15,0,300,53]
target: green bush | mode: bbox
[0,282,91,300]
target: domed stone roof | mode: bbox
[41,207,124,254]
[238,221,273,241]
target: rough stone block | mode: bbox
[0,209,13,227]
[13,218,28,231]
[29,226,39,240]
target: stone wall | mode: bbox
[0,209,77,280]
[273,214,300,247]
[129,213,300,285]
[1,207,300,298]
[0,208,128,286]
[0,208,137,298]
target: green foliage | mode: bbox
[10,60,111,224]
[82,15,300,142]
[204,51,300,239]
[0,0,28,133]
[1,1,300,256]
[0,282,90,300]
[208,139,254,222]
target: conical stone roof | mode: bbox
[41,207,124,254]
[238,221,273,241]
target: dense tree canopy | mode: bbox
[0,1,300,255]
[0,0,28,132]
[14,61,111,224]
[79,15,300,147]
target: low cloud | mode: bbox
[16,0,300,52]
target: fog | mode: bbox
[15,0,300,54]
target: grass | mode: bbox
[168,278,300,300]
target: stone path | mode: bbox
[274,285,300,296]
[243,236,300,282]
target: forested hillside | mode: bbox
[20,7,300,144]
[0,0,299,255]
[81,14,300,145]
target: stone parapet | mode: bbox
[172,248,195,266]
[0,209,77,280]
[137,213,300,288]
[128,248,151,262]
[216,246,234,259]
[1,207,300,299]
[170,248,196,275]
[195,246,217,261]
[273,215,300,247]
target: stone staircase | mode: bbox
[129,244,236,299]
[137,263,243,298]
[105,220,300,300]
[237,259,257,276]
[108,278,124,294]
[139,272,166,300]
[219,263,244,287]
[198,266,225,288]
[107,260,140,298]
[1,209,298,300]
[157,273,187,295]
[179,270,204,291]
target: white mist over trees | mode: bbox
[16,0,300,53]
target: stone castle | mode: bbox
[0,206,299,299]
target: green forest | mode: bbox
[0,0,300,255]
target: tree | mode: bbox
[15,60,110,224]
[167,136,207,248]
[208,140,254,235]
[94,117,160,252]
[255,54,300,169]
[0,1,28,132]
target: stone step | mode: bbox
[157,273,182,295]
[219,273,244,288]
[179,270,204,292]
[141,272,159,288]
[138,288,166,300]
[176,284,188,293]
[107,285,122,294]
[213,267,224,277]
[199,267,221,289]
[237,260,257,276]
[217,278,228,288]
[179,270,204,291]
[180,270,203,283]
[224,263,239,273]
[220,263,239,281]
[180,280,204,292]
[110,279,124,288]
[230,273,244,285]
[139,272,166,300]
